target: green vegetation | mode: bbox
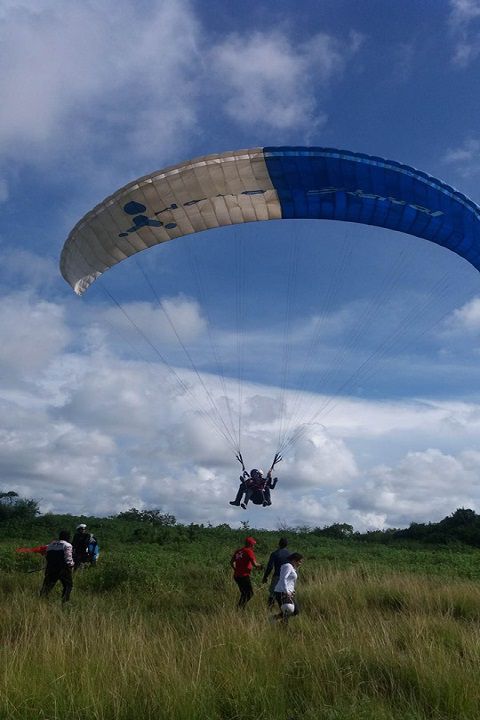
[2,502,480,719]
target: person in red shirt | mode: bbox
[230,536,262,608]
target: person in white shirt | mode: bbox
[40,530,75,602]
[273,553,303,621]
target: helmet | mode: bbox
[281,603,295,616]
[250,468,263,477]
[76,524,87,530]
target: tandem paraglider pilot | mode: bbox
[230,468,278,509]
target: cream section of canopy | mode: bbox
[60,148,280,295]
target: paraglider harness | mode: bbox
[234,452,282,506]
[88,535,100,565]
[73,533,99,569]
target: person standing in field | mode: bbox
[262,537,291,608]
[273,553,304,622]
[230,536,262,608]
[40,530,74,603]
[72,523,92,570]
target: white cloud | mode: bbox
[1,289,480,527]
[0,249,58,291]
[442,138,480,177]
[0,291,71,381]
[348,447,480,527]
[0,0,201,180]
[0,1,368,208]
[209,29,362,133]
[99,295,208,350]
[448,295,480,330]
[448,0,480,66]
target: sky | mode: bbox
[2,0,480,531]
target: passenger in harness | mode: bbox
[229,468,278,509]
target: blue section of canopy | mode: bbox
[263,147,480,273]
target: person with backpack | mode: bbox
[72,523,98,569]
[40,530,74,602]
[88,534,100,564]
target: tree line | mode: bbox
[2,491,480,548]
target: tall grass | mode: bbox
[2,564,480,719]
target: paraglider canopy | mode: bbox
[61,146,480,296]
[59,146,480,480]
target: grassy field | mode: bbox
[1,529,480,719]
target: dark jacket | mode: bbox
[45,540,74,572]
[262,547,291,582]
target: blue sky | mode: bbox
[2,0,480,530]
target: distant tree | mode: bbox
[0,491,19,504]
[393,509,480,547]
[440,508,478,528]
[313,523,354,539]
[116,507,176,526]
[361,528,399,543]
[0,491,39,522]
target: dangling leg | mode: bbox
[241,486,253,509]
[230,479,246,506]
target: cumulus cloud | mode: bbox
[209,29,363,133]
[0,1,365,188]
[98,295,208,354]
[0,249,58,292]
[0,291,71,381]
[0,0,201,182]
[447,295,480,331]
[0,0,370,244]
[442,138,480,177]
[448,0,480,66]
[1,288,480,527]
[348,448,480,527]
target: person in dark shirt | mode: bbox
[40,530,74,602]
[230,536,262,608]
[262,537,291,608]
[72,523,92,570]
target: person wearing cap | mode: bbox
[40,530,74,602]
[272,553,304,622]
[262,537,291,607]
[72,523,92,570]
[230,536,262,608]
